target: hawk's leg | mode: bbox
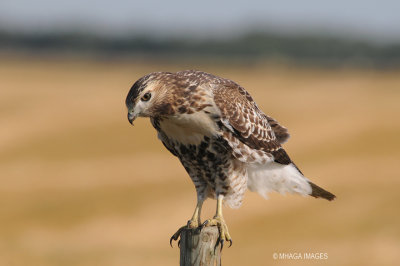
[202,194,232,249]
[170,200,203,247]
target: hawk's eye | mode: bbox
[141,92,151,102]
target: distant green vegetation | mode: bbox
[1,30,400,68]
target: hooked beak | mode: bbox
[127,112,136,125]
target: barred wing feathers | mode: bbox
[212,82,290,164]
[212,83,335,201]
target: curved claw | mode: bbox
[203,217,233,251]
[214,238,220,253]
[201,220,209,228]
[170,225,186,248]
[170,232,180,248]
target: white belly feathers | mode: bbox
[158,111,218,145]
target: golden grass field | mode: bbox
[1,57,399,265]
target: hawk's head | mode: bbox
[125,72,174,125]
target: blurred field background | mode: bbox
[1,58,399,266]
[1,1,400,265]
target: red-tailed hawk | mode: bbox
[125,70,335,248]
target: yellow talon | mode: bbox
[202,195,233,250]
[170,201,203,247]
[202,216,232,250]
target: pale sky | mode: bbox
[1,0,399,42]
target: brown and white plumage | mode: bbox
[125,70,335,246]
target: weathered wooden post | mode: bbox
[179,226,221,266]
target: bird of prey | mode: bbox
[125,70,335,248]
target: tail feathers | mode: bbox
[308,181,336,201]
[292,162,336,201]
